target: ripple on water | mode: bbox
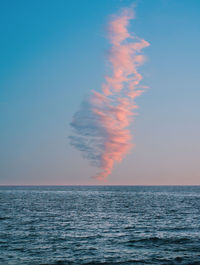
[0,186,200,265]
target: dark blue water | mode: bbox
[0,186,200,265]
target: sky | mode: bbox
[0,0,200,185]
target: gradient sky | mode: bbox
[1,0,200,185]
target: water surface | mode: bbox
[0,186,200,264]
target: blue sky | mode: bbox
[1,0,200,185]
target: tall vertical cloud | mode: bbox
[69,8,149,180]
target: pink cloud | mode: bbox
[70,8,149,181]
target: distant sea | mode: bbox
[0,186,200,265]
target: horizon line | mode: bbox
[0,184,199,187]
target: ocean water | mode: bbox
[0,186,200,265]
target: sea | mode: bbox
[0,186,200,265]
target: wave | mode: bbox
[128,236,192,245]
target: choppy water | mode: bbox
[0,186,200,265]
